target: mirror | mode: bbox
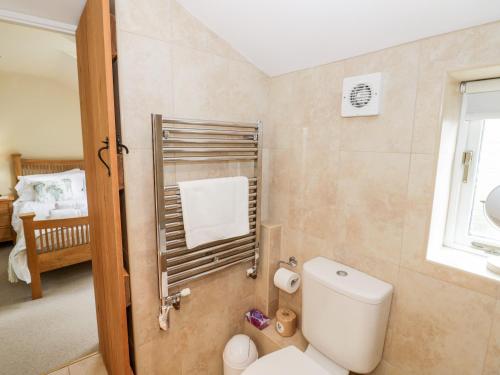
[485,185,500,227]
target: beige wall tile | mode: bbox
[341,203,404,265]
[336,250,400,288]
[337,151,410,211]
[260,148,271,221]
[171,45,268,122]
[293,134,339,209]
[337,151,410,265]
[419,27,479,66]
[122,150,160,348]
[134,330,185,375]
[476,22,500,66]
[401,154,499,297]
[483,301,500,375]
[133,265,254,375]
[266,62,343,151]
[368,360,402,375]
[117,31,173,149]
[386,268,496,375]
[115,0,172,41]
[128,247,159,347]
[340,43,420,153]
[399,153,434,271]
[123,148,156,254]
[411,62,447,154]
[255,224,282,317]
[170,0,247,62]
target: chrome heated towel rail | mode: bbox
[152,114,263,330]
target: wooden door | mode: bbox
[76,1,131,374]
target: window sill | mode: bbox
[427,246,500,283]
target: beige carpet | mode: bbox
[0,243,99,375]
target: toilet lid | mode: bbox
[242,346,331,375]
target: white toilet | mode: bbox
[243,256,393,374]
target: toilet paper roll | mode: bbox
[276,308,297,337]
[273,267,301,294]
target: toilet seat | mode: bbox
[242,346,333,375]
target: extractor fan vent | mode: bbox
[342,73,382,117]
[350,83,372,108]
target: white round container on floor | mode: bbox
[223,334,258,375]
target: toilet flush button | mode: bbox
[336,270,348,277]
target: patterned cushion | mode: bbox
[32,179,74,203]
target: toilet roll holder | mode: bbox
[279,256,298,268]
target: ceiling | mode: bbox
[177,0,500,76]
[0,0,85,26]
[0,1,499,76]
[0,20,78,88]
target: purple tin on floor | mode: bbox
[245,308,270,330]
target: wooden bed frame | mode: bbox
[11,153,91,300]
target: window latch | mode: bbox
[461,150,473,183]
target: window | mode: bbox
[444,80,500,256]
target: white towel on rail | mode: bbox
[178,176,249,249]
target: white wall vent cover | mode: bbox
[341,72,382,117]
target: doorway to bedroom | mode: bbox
[0,20,98,374]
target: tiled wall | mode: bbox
[116,0,500,373]
[266,23,500,375]
[114,1,268,374]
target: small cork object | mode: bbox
[275,308,297,337]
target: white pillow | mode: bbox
[55,200,82,210]
[15,169,83,201]
[66,170,86,199]
[33,179,74,203]
[48,208,82,219]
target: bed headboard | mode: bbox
[11,153,85,180]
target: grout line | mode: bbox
[399,264,498,298]
[116,26,261,74]
[408,40,423,155]
[400,37,423,270]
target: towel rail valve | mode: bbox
[246,266,258,279]
[246,250,260,279]
[159,288,191,331]
[168,288,191,310]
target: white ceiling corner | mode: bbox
[177,0,500,76]
[0,20,78,88]
[0,0,85,26]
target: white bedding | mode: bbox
[8,170,88,284]
[8,198,88,283]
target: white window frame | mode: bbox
[443,104,498,254]
[443,90,500,255]
[427,78,500,281]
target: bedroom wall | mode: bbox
[265,22,500,375]
[115,1,268,373]
[0,71,83,195]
